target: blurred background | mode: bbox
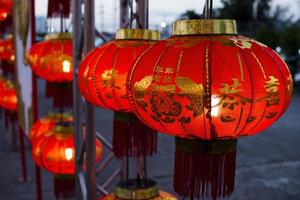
[0,0,299,199]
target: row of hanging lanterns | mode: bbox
[78,19,292,200]
[0,76,17,111]
[0,0,12,22]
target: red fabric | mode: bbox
[27,38,73,82]
[78,39,157,112]
[0,37,14,61]
[0,77,17,110]
[47,0,71,18]
[32,124,103,175]
[0,0,12,21]
[127,35,293,140]
[29,113,72,142]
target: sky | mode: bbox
[35,0,300,32]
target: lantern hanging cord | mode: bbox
[203,0,213,19]
[129,0,134,29]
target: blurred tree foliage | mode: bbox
[181,0,300,71]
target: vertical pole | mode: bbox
[30,0,43,199]
[73,0,84,199]
[119,0,130,181]
[18,125,28,181]
[84,0,96,200]
[135,0,148,179]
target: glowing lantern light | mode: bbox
[0,77,17,111]
[27,33,73,82]
[127,19,293,199]
[78,29,160,157]
[29,112,72,142]
[32,122,103,175]
[0,36,14,62]
[0,0,12,21]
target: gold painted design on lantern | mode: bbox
[100,69,121,98]
[287,75,293,96]
[236,52,244,81]
[133,75,153,111]
[251,52,267,79]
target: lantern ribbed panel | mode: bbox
[128,35,292,140]
[78,40,156,112]
[27,38,73,82]
[32,126,103,175]
[0,37,14,61]
[0,0,12,21]
[0,77,17,110]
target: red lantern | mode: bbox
[0,0,12,21]
[78,29,160,111]
[29,112,72,142]
[0,77,17,110]
[32,123,103,175]
[27,33,73,82]
[78,29,160,157]
[0,36,14,62]
[99,179,177,200]
[127,19,293,198]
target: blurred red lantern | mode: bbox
[127,19,293,198]
[27,33,73,82]
[78,29,160,111]
[78,29,160,158]
[0,0,12,21]
[99,179,177,200]
[32,122,103,175]
[0,77,17,110]
[0,36,15,62]
[29,112,72,142]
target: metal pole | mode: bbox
[136,0,148,28]
[18,125,28,181]
[119,0,130,181]
[30,0,43,199]
[72,0,84,199]
[135,0,148,179]
[84,0,97,199]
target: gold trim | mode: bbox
[115,179,159,200]
[172,19,237,35]
[116,29,160,41]
[45,32,72,41]
[54,125,74,134]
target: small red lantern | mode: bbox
[0,77,17,111]
[127,19,293,198]
[32,122,103,175]
[99,179,177,200]
[78,29,160,157]
[0,36,15,62]
[29,112,72,142]
[0,0,12,21]
[27,33,73,82]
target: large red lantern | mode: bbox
[127,19,293,199]
[0,77,17,110]
[29,112,72,142]
[32,122,103,175]
[27,33,73,82]
[0,0,12,21]
[0,36,14,62]
[78,29,160,157]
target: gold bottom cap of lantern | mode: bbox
[115,179,159,200]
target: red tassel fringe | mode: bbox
[54,175,75,199]
[112,112,157,158]
[47,0,71,18]
[174,142,237,199]
[45,82,73,109]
